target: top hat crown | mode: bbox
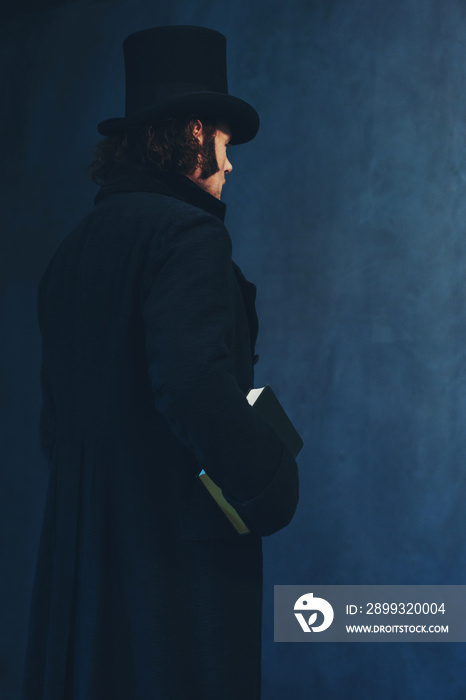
[97,26,259,145]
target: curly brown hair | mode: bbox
[90,117,216,185]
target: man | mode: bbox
[22,26,299,700]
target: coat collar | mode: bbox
[95,168,227,222]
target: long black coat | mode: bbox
[22,171,299,700]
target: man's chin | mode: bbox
[186,169,224,199]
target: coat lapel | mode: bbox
[232,262,259,362]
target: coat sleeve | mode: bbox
[142,209,299,536]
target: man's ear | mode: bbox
[192,119,203,142]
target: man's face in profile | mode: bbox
[189,121,233,200]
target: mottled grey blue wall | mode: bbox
[2,0,466,698]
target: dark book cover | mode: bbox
[198,385,303,534]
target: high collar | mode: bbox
[94,168,226,223]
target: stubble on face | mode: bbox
[199,129,219,179]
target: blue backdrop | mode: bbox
[2,0,466,698]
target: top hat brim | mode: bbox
[97,92,260,145]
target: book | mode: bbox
[198,385,303,534]
[246,385,304,457]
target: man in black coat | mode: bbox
[22,26,299,700]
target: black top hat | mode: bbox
[97,26,259,145]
